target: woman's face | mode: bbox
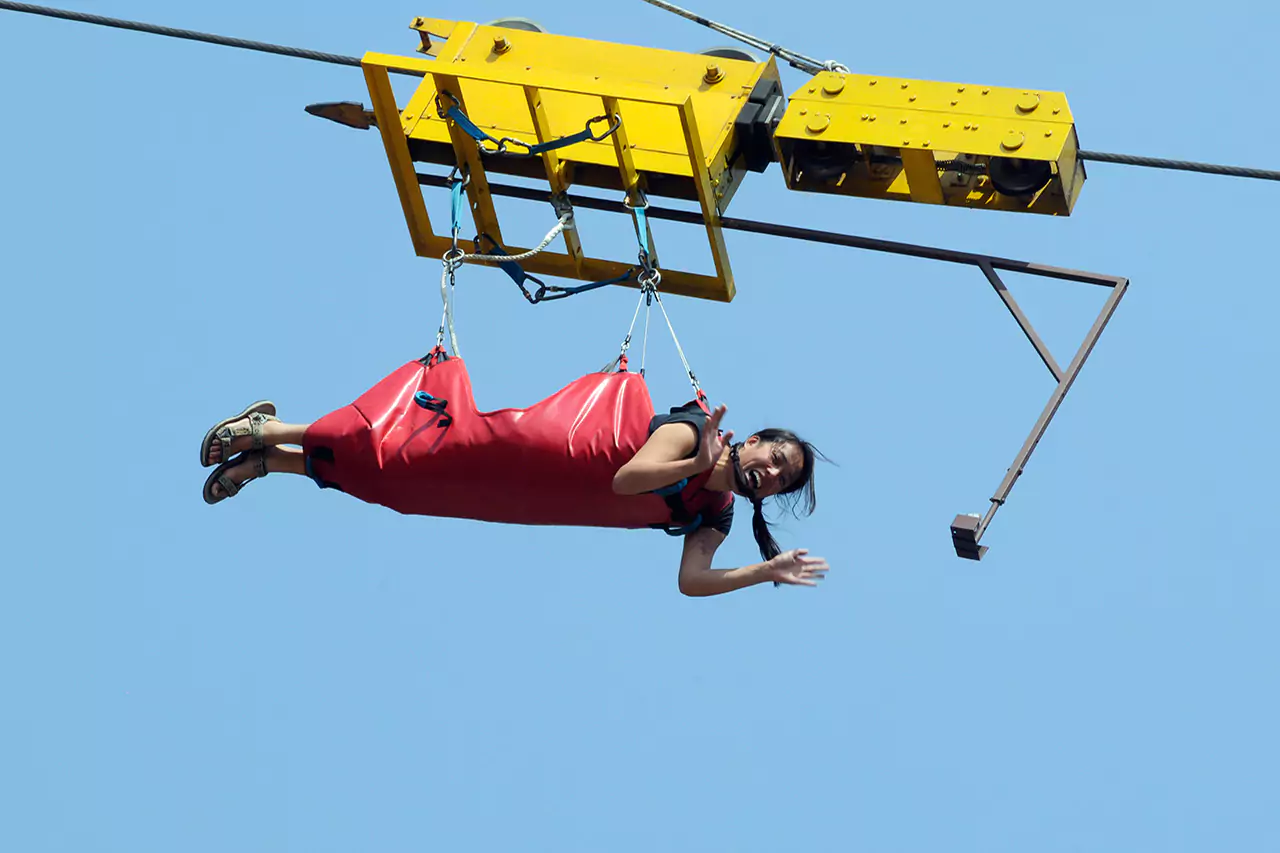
[735,436,804,498]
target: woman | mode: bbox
[199,356,830,597]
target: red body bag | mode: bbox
[301,351,732,531]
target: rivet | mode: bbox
[1053,108,1061,115]
[1045,130,1054,137]
[808,86,816,93]
[413,17,424,26]
[973,123,980,130]
[951,99,958,105]
[982,88,990,94]
[869,79,877,85]
[923,140,931,147]
[901,82,909,88]
[909,94,917,101]
[903,139,910,145]
[861,113,869,120]
[900,118,908,124]
[800,108,808,115]
[964,123,971,129]
[869,114,877,121]
[943,121,951,127]
[957,86,966,92]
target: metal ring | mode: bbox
[446,165,471,188]
[587,113,622,142]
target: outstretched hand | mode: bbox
[696,404,734,472]
[765,549,830,587]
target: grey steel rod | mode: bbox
[979,261,1064,382]
[415,172,1127,288]
[975,277,1129,540]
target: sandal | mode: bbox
[200,401,278,467]
[203,450,269,505]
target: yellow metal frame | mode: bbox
[774,72,1085,215]
[360,18,763,302]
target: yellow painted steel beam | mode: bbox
[470,248,727,303]
[775,72,1085,215]
[362,60,447,258]
[359,33,754,302]
[525,85,584,274]
[431,70,505,247]
[678,97,734,301]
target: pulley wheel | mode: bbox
[988,157,1053,197]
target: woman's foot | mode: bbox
[201,402,279,467]
[203,447,309,505]
[204,450,269,504]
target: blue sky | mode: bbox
[2,2,1278,851]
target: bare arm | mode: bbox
[677,527,833,597]
[677,526,770,597]
[612,423,704,495]
[612,404,733,496]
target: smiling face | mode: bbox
[734,435,806,499]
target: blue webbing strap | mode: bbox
[450,177,466,241]
[472,233,637,304]
[441,97,619,157]
[413,391,452,428]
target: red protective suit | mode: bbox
[301,350,732,531]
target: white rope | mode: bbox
[649,287,701,396]
[641,293,652,375]
[439,260,461,358]
[455,214,573,265]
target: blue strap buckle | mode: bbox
[413,391,453,428]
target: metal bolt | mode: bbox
[900,118,908,124]
[1053,108,1061,115]
[973,123,980,130]
[901,82,909,88]
[943,121,951,127]
[957,86,965,92]
[903,139,911,145]
[909,94,917,101]
[800,108,808,115]
[861,113,869,120]
[923,140,931,147]
[869,79,877,85]
[1045,130,1054,137]
[951,99,958,105]
[982,88,990,94]
[704,63,725,84]
[964,123,971,129]
[493,35,512,53]
[869,115,877,121]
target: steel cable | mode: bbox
[2,2,1277,183]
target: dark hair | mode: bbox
[739,429,827,563]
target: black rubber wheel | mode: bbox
[989,157,1053,197]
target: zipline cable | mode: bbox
[1,1,1277,183]
[0,0,421,76]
